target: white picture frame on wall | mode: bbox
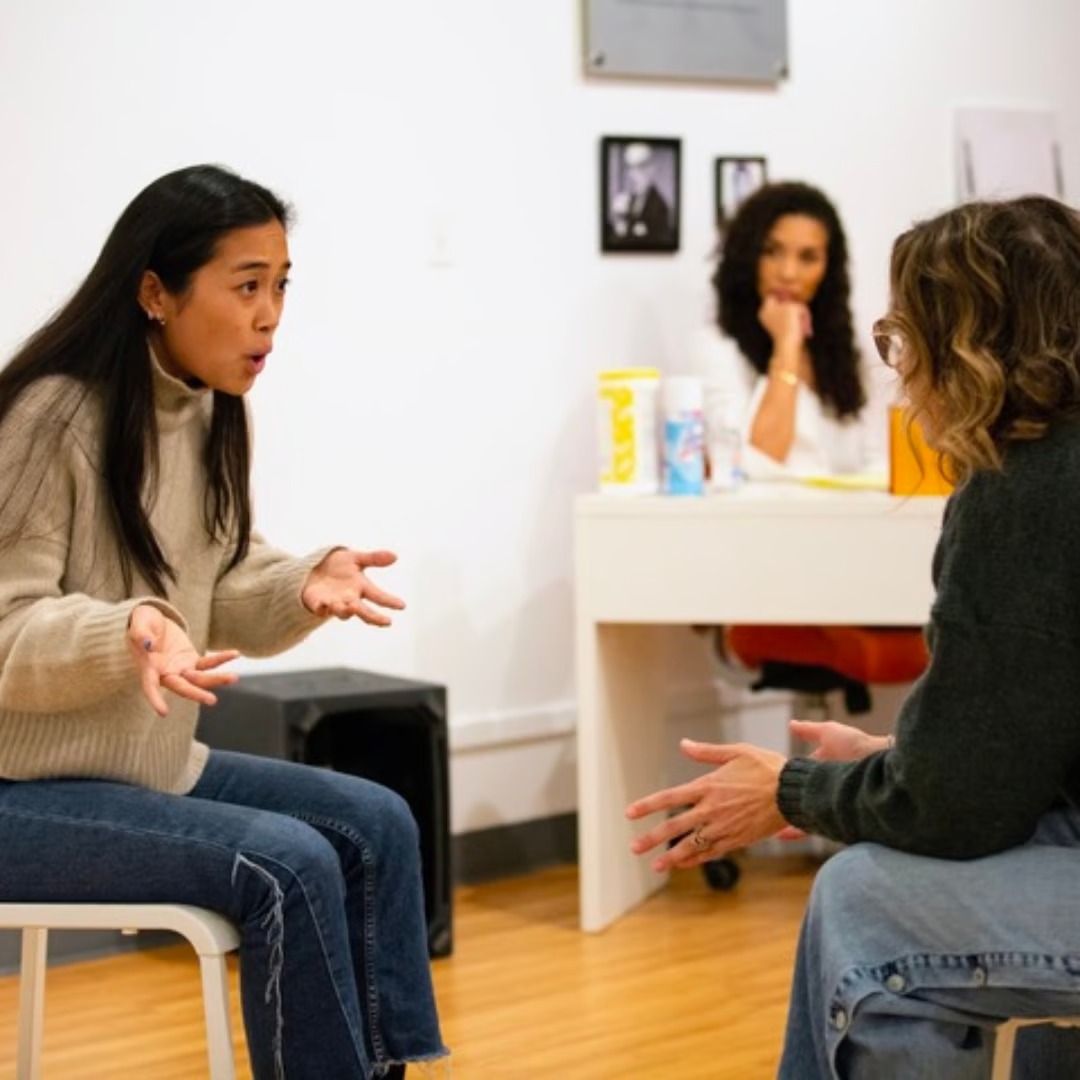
[715,156,769,229]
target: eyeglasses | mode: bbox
[872,319,905,369]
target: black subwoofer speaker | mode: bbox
[195,667,452,958]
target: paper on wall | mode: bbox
[954,107,1064,202]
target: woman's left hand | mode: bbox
[301,548,406,626]
[625,739,788,873]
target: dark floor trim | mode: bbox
[452,812,577,884]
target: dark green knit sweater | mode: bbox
[777,420,1080,858]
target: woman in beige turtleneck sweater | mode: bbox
[0,165,446,1080]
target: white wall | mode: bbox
[2,0,1079,834]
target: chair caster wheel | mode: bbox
[702,857,740,891]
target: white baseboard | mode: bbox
[449,700,576,753]
[447,682,778,753]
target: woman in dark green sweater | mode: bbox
[629,195,1080,1078]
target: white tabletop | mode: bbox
[575,487,947,627]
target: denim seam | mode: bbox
[828,951,1080,1073]
[231,846,370,1075]
[837,952,1080,991]
[232,854,286,1080]
[289,811,388,1063]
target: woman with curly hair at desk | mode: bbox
[693,180,874,479]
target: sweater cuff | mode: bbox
[267,548,334,639]
[777,757,816,832]
[127,597,188,634]
[293,546,342,615]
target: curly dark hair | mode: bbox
[712,181,865,418]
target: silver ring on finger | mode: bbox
[692,825,710,852]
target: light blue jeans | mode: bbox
[0,750,447,1080]
[779,806,1080,1079]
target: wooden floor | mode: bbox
[0,853,818,1079]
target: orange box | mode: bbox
[889,406,953,496]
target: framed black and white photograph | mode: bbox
[600,136,681,254]
[715,156,768,228]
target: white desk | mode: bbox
[574,486,948,932]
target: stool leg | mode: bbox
[991,1021,1018,1080]
[17,928,47,1080]
[199,954,237,1080]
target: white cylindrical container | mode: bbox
[597,368,660,495]
[702,381,745,492]
[661,375,705,496]
[706,403,745,492]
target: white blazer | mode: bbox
[687,329,882,480]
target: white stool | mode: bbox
[0,902,241,1080]
[992,1016,1080,1080]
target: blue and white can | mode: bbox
[661,376,705,495]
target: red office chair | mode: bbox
[727,624,929,708]
[701,624,929,890]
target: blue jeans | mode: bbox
[0,750,447,1080]
[779,807,1080,1079]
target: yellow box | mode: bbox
[889,406,953,496]
[597,368,660,495]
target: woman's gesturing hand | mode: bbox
[625,739,788,873]
[301,549,406,626]
[128,604,239,718]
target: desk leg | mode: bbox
[577,622,669,932]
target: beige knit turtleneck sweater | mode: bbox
[0,357,328,793]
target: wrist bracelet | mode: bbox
[772,369,799,388]
[886,734,895,750]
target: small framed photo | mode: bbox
[600,135,681,254]
[715,156,768,229]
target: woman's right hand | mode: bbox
[759,294,812,349]
[127,603,239,717]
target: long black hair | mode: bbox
[712,181,865,418]
[0,164,292,594]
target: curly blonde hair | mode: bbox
[877,196,1080,482]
